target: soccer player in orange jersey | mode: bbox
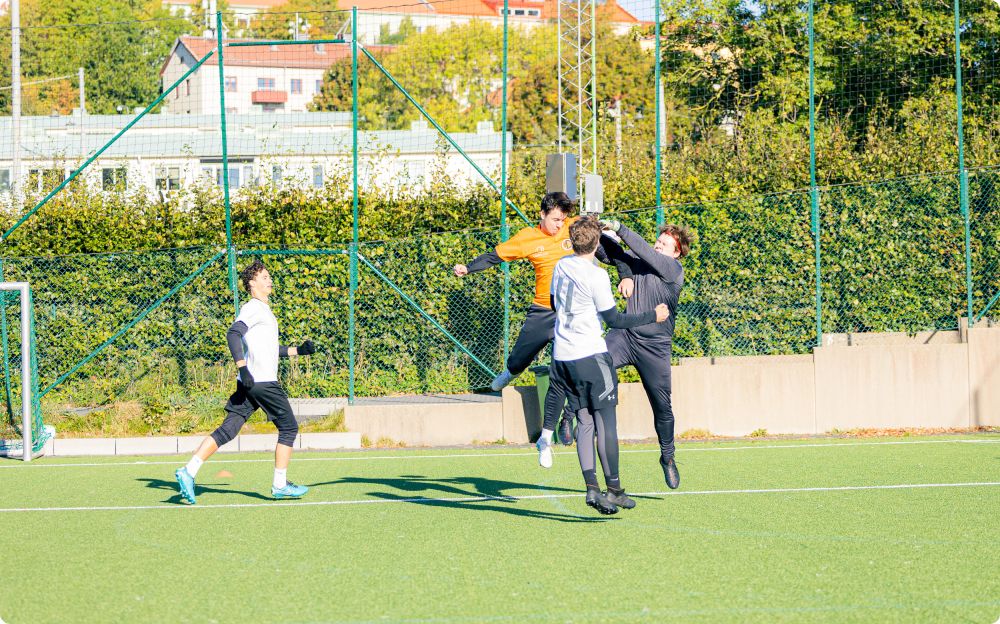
[454,192,580,442]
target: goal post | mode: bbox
[0,282,45,461]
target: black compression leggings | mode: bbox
[575,406,620,488]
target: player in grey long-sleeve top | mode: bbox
[597,219,691,489]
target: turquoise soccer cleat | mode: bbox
[271,482,309,499]
[175,467,196,505]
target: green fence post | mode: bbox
[216,12,238,315]
[808,0,823,348]
[953,0,973,324]
[654,0,663,224]
[349,6,359,405]
[501,0,511,365]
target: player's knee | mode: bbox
[275,417,299,447]
[210,420,240,447]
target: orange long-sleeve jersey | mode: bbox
[495,216,579,308]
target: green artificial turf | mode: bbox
[1,435,998,623]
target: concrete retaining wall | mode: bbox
[342,326,1000,446]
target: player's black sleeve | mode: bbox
[599,235,637,281]
[226,321,248,363]
[466,251,503,273]
[599,307,656,329]
[617,225,682,283]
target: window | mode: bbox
[29,168,65,192]
[185,79,191,96]
[514,9,524,15]
[0,169,9,191]
[154,167,181,193]
[225,76,238,92]
[101,167,128,190]
[290,79,302,94]
[312,165,324,188]
[257,77,276,91]
[271,165,282,184]
[528,9,539,16]
[213,166,241,189]
[315,79,323,94]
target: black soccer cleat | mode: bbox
[585,486,619,515]
[557,416,574,446]
[660,455,680,489]
[605,487,636,509]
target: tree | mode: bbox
[0,0,195,115]
[247,0,343,41]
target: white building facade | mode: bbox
[0,112,510,204]
[161,37,386,116]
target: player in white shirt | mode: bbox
[545,217,669,514]
[175,260,317,504]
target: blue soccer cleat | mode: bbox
[175,467,196,505]
[272,482,309,499]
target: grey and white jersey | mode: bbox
[551,255,617,361]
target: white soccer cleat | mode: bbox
[490,369,515,392]
[536,436,553,469]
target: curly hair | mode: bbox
[239,259,268,292]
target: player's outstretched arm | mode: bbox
[600,220,682,283]
[226,320,255,389]
[597,235,635,295]
[279,340,316,358]
[455,250,503,277]
[599,303,669,329]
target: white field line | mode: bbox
[0,438,996,470]
[1,481,998,514]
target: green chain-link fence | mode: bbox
[2,1,1000,442]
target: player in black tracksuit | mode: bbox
[597,219,690,489]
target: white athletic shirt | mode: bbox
[235,298,280,382]
[551,255,617,361]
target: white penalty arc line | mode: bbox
[1,438,996,470]
[1,481,998,513]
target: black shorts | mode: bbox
[551,352,618,414]
[224,381,294,423]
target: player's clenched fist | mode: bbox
[654,303,669,323]
[453,264,469,277]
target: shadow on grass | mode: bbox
[308,474,616,523]
[137,477,273,504]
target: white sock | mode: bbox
[185,456,203,478]
[273,468,288,489]
[540,429,554,445]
